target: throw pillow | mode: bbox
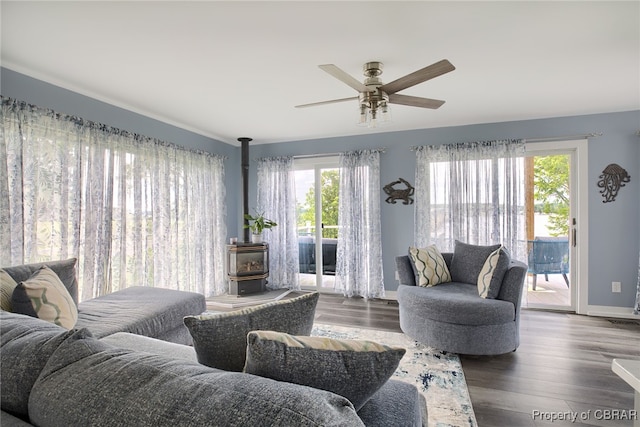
[244,330,406,410]
[1,258,79,305]
[184,291,319,372]
[450,240,502,285]
[11,266,78,329]
[477,246,510,299]
[408,245,451,287]
[0,269,18,311]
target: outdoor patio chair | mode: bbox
[527,237,570,290]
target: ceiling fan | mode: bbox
[295,59,455,127]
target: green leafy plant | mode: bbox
[244,211,277,234]
[533,154,570,236]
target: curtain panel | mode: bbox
[335,149,384,299]
[256,156,300,290]
[1,97,227,299]
[414,139,527,261]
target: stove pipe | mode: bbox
[238,137,253,243]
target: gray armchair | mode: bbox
[396,252,527,355]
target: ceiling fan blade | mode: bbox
[388,94,445,109]
[380,59,455,95]
[295,96,358,108]
[319,64,372,93]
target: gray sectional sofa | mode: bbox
[2,258,206,345]
[1,259,427,426]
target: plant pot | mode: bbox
[251,233,263,243]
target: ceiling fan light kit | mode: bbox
[296,59,455,128]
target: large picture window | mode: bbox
[414,139,526,261]
[1,97,227,299]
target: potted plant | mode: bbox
[244,211,277,243]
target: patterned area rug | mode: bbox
[311,324,477,427]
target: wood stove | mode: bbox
[227,137,270,296]
[227,243,269,296]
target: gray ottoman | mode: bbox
[77,286,206,345]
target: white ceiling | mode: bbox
[2,1,639,146]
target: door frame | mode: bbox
[524,139,588,314]
[293,156,340,292]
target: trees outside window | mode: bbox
[534,155,570,237]
[297,169,339,238]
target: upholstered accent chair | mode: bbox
[396,245,528,355]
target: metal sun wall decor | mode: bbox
[597,163,631,203]
[384,178,414,205]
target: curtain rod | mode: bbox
[523,132,602,143]
[293,147,387,159]
[409,133,603,150]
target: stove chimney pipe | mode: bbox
[238,137,253,243]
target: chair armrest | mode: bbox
[395,256,416,286]
[497,260,528,309]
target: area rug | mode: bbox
[311,324,477,427]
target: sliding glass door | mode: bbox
[522,140,587,312]
[294,156,339,291]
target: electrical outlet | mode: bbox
[395,271,400,281]
[612,281,621,293]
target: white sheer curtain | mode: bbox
[1,97,227,299]
[414,139,527,261]
[256,156,300,290]
[335,149,384,299]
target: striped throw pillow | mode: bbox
[477,246,510,299]
[408,245,451,287]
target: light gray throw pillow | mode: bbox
[184,292,319,372]
[244,330,406,410]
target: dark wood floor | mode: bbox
[315,293,640,427]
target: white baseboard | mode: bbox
[586,305,639,319]
[380,290,398,301]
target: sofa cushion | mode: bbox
[29,328,365,427]
[12,266,78,329]
[1,410,33,426]
[184,291,319,372]
[477,246,510,299]
[76,286,206,341]
[0,269,18,311]
[101,332,197,362]
[0,311,70,417]
[357,379,427,427]
[1,258,78,305]
[244,330,405,410]
[397,283,515,325]
[450,240,502,285]
[408,245,451,287]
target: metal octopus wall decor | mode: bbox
[383,178,414,205]
[597,163,630,203]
